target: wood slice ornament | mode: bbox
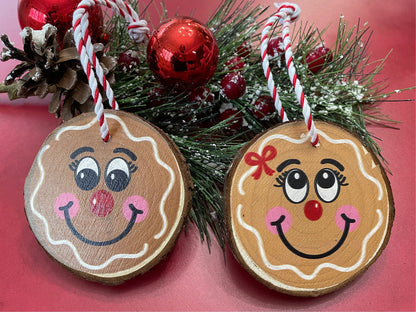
[225,3,394,297]
[24,1,192,285]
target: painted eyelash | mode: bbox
[128,161,138,174]
[69,160,80,172]
[334,170,349,186]
[274,170,288,187]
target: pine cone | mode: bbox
[1,24,117,121]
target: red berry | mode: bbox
[220,72,246,100]
[101,32,110,46]
[189,86,214,106]
[147,86,166,108]
[305,46,332,74]
[251,95,275,120]
[225,56,245,71]
[220,108,243,131]
[182,87,214,118]
[267,37,284,57]
[236,41,252,58]
[118,50,140,72]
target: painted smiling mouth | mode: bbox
[59,201,143,246]
[271,213,356,259]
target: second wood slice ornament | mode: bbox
[225,121,394,296]
[24,0,192,284]
[225,3,394,297]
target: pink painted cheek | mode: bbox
[266,207,292,235]
[54,193,80,220]
[123,195,149,223]
[335,205,360,232]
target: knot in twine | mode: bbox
[127,20,150,44]
[244,145,277,180]
[274,2,301,22]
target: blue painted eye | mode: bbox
[74,157,100,191]
[105,158,131,192]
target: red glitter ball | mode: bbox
[220,72,246,100]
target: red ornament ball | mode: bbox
[18,0,104,45]
[220,72,246,100]
[267,37,284,57]
[147,16,219,90]
[225,56,245,71]
[305,46,333,74]
[251,95,275,120]
[220,108,243,132]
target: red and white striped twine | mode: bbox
[72,0,150,141]
[260,2,319,146]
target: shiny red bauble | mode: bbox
[147,16,219,90]
[220,72,246,100]
[18,0,104,45]
[305,46,333,74]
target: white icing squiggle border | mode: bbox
[30,113,178,270]
[236,204,383,280]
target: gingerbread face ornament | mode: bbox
[226,121,393,296]
[24,1,192,284]
[24,110,192,284]
[226,3,394,296]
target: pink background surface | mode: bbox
[0,0,415,310]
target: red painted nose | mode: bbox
[89,190,114,217]
[304,200,323,221]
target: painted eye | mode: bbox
[105,158,131,192]
[315,168,340,203]
[283,169,309,204]
[74,157,100,191]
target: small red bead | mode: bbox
[304,200,323,221]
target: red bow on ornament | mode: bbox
[244,145,277,180]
